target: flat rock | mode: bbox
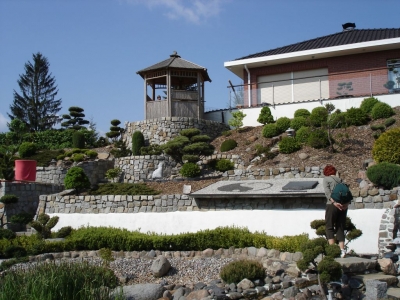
[353,272,398,287]
[336,257,377,273]
[387,287,400,299]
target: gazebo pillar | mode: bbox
[144,77,147,119]
[167,70,172,117]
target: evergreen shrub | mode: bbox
[71,153,85,162]
[183,142,214,156]
[220,139,237,152]
[140,144,162,155]
[55,226,73,238]
[180,162,201,178]
[328,112,347,128]
[190,135,211,143]
[309,107,328,127]
[0,194,18,204]
[85,150,98,159]
[3,245,27,258]
[0,228,16,240]
[290,117,308,131]
[257,106,274,124]
[307,129,330,149]
[371,102,395,120]
[279,137,301,154]
[105,168,122,180]
[9,212,33,225]
[182,154,199,163]
[262,124,278,138]
[275,117,291,134]
[64,167,91,191]
[18,142,36,158]
[220,260,265,284]
[215,159,234,172]
[372,127,400,164]
[384,118,396,128]
[370,124,385,131]
[344,107,369,126]
[366,162,400,189]
[222,130,232,137]
[72,131,85,149]
[294,108,310,118]
[360,97,380,113]
[132,131,145,155]
[180,128,201,138]
[295,126,311,144]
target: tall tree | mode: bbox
[8,52,62,132]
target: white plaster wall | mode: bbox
[205,94,399,128]
[50,209,384,254]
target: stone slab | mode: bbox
[191,179,325,198]
[353,273,398,287]
[336,257,377,273]
[282,181,319,190]
[387,287,400,299]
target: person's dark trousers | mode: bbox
[325,204,347,241]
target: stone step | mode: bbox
[336,257,377,273]
[387,287,400,299]
[353,272,398,287]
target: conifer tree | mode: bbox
[8,52,62,132]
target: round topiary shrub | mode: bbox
[309,106,328,127]
[360,97,380,114]
[180,162,201,178]
[275,117,291,134]
[215,159,234,172]
[72,131,85,149]
[344,107,369,126]
[294,108,311,118]
[366,162,400,189]
[55,226,73,238]
[262,124,278,138]
[18,142,37,158]
[295,126,311,144]
[290,117,308,131]
[372,127,400,164]
[72,153,85,162]
[307,129,330,149]
[371,102,395,120]
[257,106,274,125]
[132,131,145,156]
[220,139,237,152]
[64,166,91,191]
[182,154,199,163]
[85,150,98,159]
[0,194,18,204]
[220,260,265,284]
[279,137,302,154]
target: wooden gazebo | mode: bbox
[137,51,211,120]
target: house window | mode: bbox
[387,59,400,89]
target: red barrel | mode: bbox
[15,160,37,181]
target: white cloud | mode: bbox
[0,113,9,133]
[128,0,226,24]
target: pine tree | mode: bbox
[8,52,62,132]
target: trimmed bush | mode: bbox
[295,126,311,144]
[72,131,85,149]
[307,129,330,149]
[215,159,234,172]
[385,118,396,128]
[85,150,98,159]
[370,124,385,131]
[183,142,214,156]
[191,135,211,143]
[9,212,33,225]
[294,108,311,118]
[309,106,328,127]
[257,106,274,125]
[366,162,400,189]
[18,142,36,158]
[3,245,27,258]
[290,116,308,131]
[71,153,85,162]
[180,128,201,138]
[344,107,369,126]
[371,102,395,120]
[180,162,201,178]
[220,260,265,284]
[0,194,18,204]
[132,131,145,156]
[279,137,301,154]
[140,144,162,155]
[220,139,237,152]
[328,112,347,128]
[372,127,400,164]
[64,167,91,191]
[222,130,232,137]
[262,124,278,138]
[275,117,291,134]
[55,226,73,238]
[360,97,380,114]
[182,154,199,163]
[105,168,122,180]
[0,228,16,239]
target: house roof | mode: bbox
[235,28,400,61]
[137,51,211,82]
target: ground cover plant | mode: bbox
[89,182,160,195]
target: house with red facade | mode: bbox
[209,24,400,125]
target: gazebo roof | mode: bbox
[137,51,211,82]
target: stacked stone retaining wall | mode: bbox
[123,117,230,146]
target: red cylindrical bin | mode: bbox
[15,160,37,181]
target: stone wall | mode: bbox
[36,160,114,186]
[123,117,230,146]
[0,181,63,229]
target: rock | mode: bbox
[247,246,257,256]
[152,162,164,179]
[151,256,171,277]
[337,257,377,273]
[113,284,163,300]
[172,287,185,300]
[163,290,173,299]
[285,266,300,277]
[256,247,268,257]
[237,278,254,290]
[365,279,387,300]
[378,258,397,275]
[283,286,299,298]
[194,282,206,290]
[182,185,191,194]
[226,292,242,299]
[298,153,309,160]
[202,248,214,257]
[248,136,258,142]
[185,289,209,300]
[97,152,109,160]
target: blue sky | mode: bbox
[1,0,399,136]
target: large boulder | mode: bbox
[378,258,397,275]
[151,256,171,277]
[112,284,163,300]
